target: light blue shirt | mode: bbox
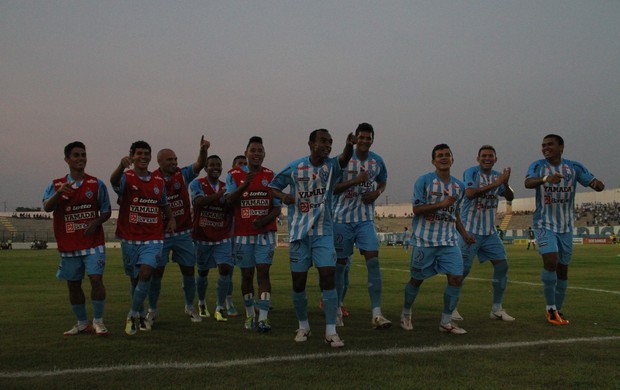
[461,166,505,236]
[411,172,465,247]
[333,150,387,223]
[526,158,594,233]
[270,156,342,241]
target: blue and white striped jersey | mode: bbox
[269,156,342,241]
[333,150,387,223]
[411,172,465,247]
[526,158,595,233]
[461,166,505,236]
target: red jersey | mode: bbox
[51,174,107,252]
[192,178,232,242]
[227,167,278,236]
[115,170,166,241]
[153,167,193,234]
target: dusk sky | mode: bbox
[2,1,619,211]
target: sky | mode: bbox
[1,0,619,211]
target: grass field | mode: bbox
[1,245,619,389]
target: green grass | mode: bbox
[1,245,619,389]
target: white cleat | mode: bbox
[325,333,345,348]
[490,309,516,321]
[372,315,392,329]
[451,309,463,321]
[439,321,467,335]
[294,328,311,342]
[400,315,413,331]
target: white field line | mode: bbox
[375,265,620,295]
[1,336,619,379]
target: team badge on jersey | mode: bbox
[86,190,93,199]
[174,182,181,190]
[154,187,160,195]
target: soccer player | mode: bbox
[221,154,249,316]
[403,227,411,252]
[146,136,210,325]
[270,129,356,348]
[458,145,515,322]
[190,155,234,322]
[43,141,112,336]
[110,140,175,336]
[400,144,474,334]
[524,134,604,325]
[225,136,281,333]
[332,123,390,329]
[526,227,536,250]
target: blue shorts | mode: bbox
[196,242,233,271]
[535,228,573,265]
[121,242,163,278]
[334,221,379,258]
[289,235,336,272]
[409,245,463,280]
[56,252,106,281]
[460,233,506,269]
[161,232,196,268]
[233,243,275,269]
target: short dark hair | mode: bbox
[309,128,329,142]
[544,134,564,146]
[432,143,451,160]
[232,155,246,167]
[355,123,374,138]
[207,155,221,163]
[246,136,263,150]
[64,141,85,158]
[130,141,151,155]
[478,145,496,157]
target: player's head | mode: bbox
[64,141,87,170]
[157,148,178,174]
[64,141,86,158]
[232,155,247,168]
[355,123,374,152]
[432,143,454,171]
[308,129,333,160]
[542,134,564,161]
[206,155,222,180]
[245,136,265,168]
[130,141,151,156]
[544,134,564,146]
[477,145,497,171]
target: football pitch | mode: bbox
[1,245,619,389]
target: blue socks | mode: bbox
[71,304,88,322]
[366,257,382,310]
[492,261,508,306]
[443,285,461,315]
[541,269,557,306]
[555,279,568,311]
[148,277,162,310]
[292,290,308,322]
